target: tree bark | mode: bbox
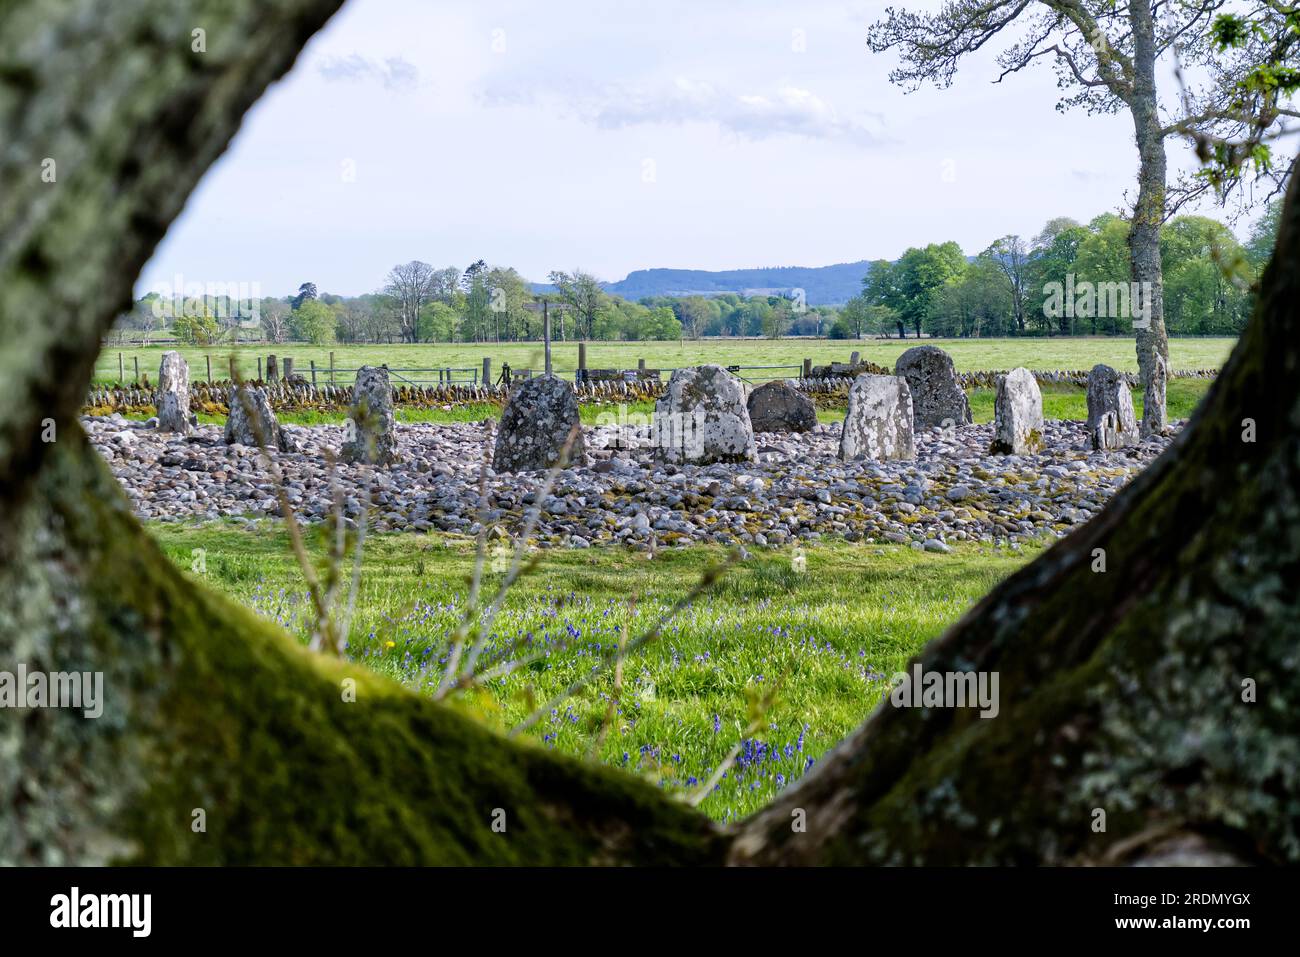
[3,0,1299,866]
[1129,0,1170,436]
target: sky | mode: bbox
[140,0,1245,299]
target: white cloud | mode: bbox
[316,54,419,92]
[482,76,884,146]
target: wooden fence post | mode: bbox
[578,342,587,382]
[482,357,491,386]
[205,355,211,383]
[310,360,317,388]
[257,356,263,381]
[283,357,294,381]
[329,351,335,387]
[803,358,812,378]
[229,356,237,380]
[118,352,124,384]
[133,356,139,383]
[267,355,277,382]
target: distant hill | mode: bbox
[531,261,873,306]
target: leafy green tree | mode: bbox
[1029,218,1089,334]
[548,269,605,341]
[172,307,219,345]
[290,298,336,345]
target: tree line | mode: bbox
[111,204,1278,347]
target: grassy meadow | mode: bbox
[95,336,1236,385]
[152,523,1041,823]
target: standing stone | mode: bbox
[894,345,972,430]
[493,375,586,472]
[653,364,755,464]
[341,366,399,465]
[1086,363,1138,450]
[989,367,1044,455]
[225,384,294,452]
[839,374,916,462]
[156,351,191,433]
[1142,353,1168,437]
[747,379,817,433]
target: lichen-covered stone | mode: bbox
[341,366,399,466]
[895,345,971,430]
[493,375,586,472]
[839,374,916,462]
[1142,352,1168,438]
[653,365,755,465]
[156,351,191,433]
[1086,363,1138,450]
[225,384,294,452]
[989,367,1044,455]
[747,380,817,433]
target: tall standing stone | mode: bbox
[225,383,294,452]
[653,364,755,465]
[839,374,916,462]
[341,366,399,465]
[989,367,1044,455]
[894,345,972,430]
[747,379,817,433]
[1086,363,1138,450]
[156,350,191,433]
[493,375,586,472]
[1142,353,1168,437]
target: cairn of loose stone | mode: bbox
[1086,363,1138,450]
[653,365,756,465]
[895,345,972,430]
[493,374,586,472]
[839,374,916,462]
[156,350,192,433]
[341,366,399,465]
[989,367,1044,455]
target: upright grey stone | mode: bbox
[839,374,916,462]
[225,383,294,452]
[156,351,191,433]
[1142,353,1168,437]
[341,366,399,465]
[747,379,817,433]
[1086,363,1138,450]
[989,367,1044,455]
[894,345,972,430]
[653,364,755,465]
[493,375,586,472]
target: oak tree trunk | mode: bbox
[1129,0,1170,436]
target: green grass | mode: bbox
[150,523,1039,823]
[95,336,1236,385]
[966,377,1212,424]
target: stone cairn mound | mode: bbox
[341,366,400,466]
[747,379,817,433]
[839,374,916,462]
[989,367,1044,455]
[225,383,294,452]
[895,345,972,430]
[653,364,756,465]
[493,374,587,473]
[1086,363,1138,450]
[156,351,192,433]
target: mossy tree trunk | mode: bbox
[2,0,1298,865]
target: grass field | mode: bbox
[95,336,1237,385]
[151,523,1040,822]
